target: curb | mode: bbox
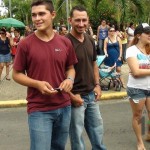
[101,91,127,100]
[0,100,27,108]
[0,92,127,108]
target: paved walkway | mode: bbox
[0,63,129,107]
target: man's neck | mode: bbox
[15,35,20,38]
[35,29,55,42]
[70,30,84,42]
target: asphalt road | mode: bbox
[0,99,150,150]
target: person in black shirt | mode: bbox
[66,5,106,150]
[0,28,13,81]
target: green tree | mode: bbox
[4,0,32,25]
[3,0,150,29]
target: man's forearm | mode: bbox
[93,62,100,85]
[12,70,39,89]
[66,65,75,82]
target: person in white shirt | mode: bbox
[126,23,150,150]
[127,22,135,47]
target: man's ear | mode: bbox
[51,11,56,19]
[68,17,71,23]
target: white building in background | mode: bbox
[0,0,8,16]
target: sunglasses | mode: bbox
[0,32,5,34]
[109,30,115,32]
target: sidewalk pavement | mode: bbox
[0,64,129,108]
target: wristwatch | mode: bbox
[67,77,74,83]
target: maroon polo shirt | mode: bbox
[13,33,77,113]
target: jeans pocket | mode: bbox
[127,87,139,95]
[91,91,97,103]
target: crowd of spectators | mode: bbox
[0,20,138,84]
[0,25,33,81]
[0,1,150,149]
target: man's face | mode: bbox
[60,27,68,35]
[31,5,55,31]
[25,26,29,31]
[14,31,20,37]
[10,27,15,32]
[69,10,88,34]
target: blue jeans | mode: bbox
[28,105,71,150]
[70,91,106,150]
[98,39,105,55]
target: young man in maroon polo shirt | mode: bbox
[12,0,77,150]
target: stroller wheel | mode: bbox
[115,80,121,91]
[112,79,117,87]
[108,80,112,89]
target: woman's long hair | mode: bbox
[130,34,150,54]
[146,44,150,54]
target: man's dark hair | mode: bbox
[70,5,87,17]
[129,22,134,27]
[31,0,54,13]
[14,28,20,33]
[59,25,67,32]
[0,28,6,33]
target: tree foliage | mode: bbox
[3,0,32,25]
[2,0,150,28]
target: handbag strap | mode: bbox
[108,37,119,52]
[108,37,122,62]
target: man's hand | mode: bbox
[69,93,84,107]
[118,57,122,61]
[93,85,102,101]
[36,81,57,95]
[105,53,108,57]
[59,78,73,93]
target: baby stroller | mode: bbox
[96,55,122,91]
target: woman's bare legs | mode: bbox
[145,97,150,141]
[0,63,4,81]
[130,99,146,150]
[5,62,10,80]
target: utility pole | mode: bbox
[69,0,72,10]
[66,0,69,31]
[9,0,12,17]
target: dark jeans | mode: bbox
[98,39,105,55]
[122,43,127,62]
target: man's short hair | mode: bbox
[59,25,67,32]
[69,5,87,18]
[0,28,6,34]
[31,0,54,13]
[14,28,20,33]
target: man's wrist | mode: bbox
[67,77,74,83]
[95,83,100,87]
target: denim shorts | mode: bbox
[127,87,150,103]
[116,59,122,67]
[0,53,11,63]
